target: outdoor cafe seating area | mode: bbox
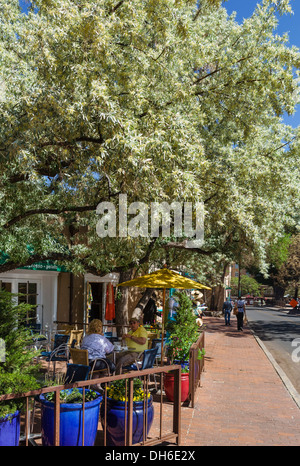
[37,324,167,381]
[16,325,177,446]
[0,268,208,446]
[0,316,205,447]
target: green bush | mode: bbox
[0,290,41,418]
[45,388,99,404]
[166,292,200,364]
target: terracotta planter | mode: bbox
[164,372,189,402]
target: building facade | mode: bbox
[0,265,119,337]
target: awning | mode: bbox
[20,261,68,272]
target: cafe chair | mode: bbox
[40,334,70,359]
[64,363,91,384]
[70,348,112,379]
[29,362,91,437]
[123,347,159,388]
[24,323,48,351]
[68,329,84,348]
[151,338,167,365]
[123,347,158,371]
[40,334,70,373]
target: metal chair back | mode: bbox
[70,348,89,366]
[140,347,159,370]
[151,338,167,356]
[64,363,90,384]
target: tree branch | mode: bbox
[162,240,217,255]
[2,191,120,230]
[109,1,125,15]
[39,135,104,148]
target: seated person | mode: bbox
[115,317,148,375]
[81,319,116,373]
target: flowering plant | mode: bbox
[45,388,99,404]
[106,378,151,402]
[166,292,200,364]
[144,323,160,331]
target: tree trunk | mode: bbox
[115,269,134,337]
[273,284,285,302]
[131,288,155,321]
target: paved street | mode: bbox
[247,306,300,393]
[178,316,300,446]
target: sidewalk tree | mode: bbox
[247,233,298,302]
[230,276,261,298]
[0,0,299,295]
[273,234,300,299]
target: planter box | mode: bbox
[164,372,189,402]
[0,411,20,446]
[100,396,154,446]
[39,389,102,446]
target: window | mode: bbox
[18,282,38,323]
[0,282,12,292]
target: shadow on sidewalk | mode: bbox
[204,317,251,338]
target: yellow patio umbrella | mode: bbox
[118,267,211,364]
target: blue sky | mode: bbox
[225,0,300,128]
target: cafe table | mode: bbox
[112,346,128,364]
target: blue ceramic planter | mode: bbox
[100,396,154,446]
[39,389,102,446]
[0,411,20,446]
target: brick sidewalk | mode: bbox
[178,316,300,446]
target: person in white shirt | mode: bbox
[81,319,115,373]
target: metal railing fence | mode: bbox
[189,331,205,408]
[0,366,182,447]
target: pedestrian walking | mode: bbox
[222,297,233,326]
[235,297,246,331]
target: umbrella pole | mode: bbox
[161,289,166,366]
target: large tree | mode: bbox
[274,234,300,299]
[0,0,299,284]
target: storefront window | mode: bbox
[0,282,12,293]
[18,282,38,323]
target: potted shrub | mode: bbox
[0,290,41,446]
[100,378,154,446]
[165,292,200,402]
[39,387,102,446]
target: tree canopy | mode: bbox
[273,234,300,297]
[0,0,299,281]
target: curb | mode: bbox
[247,322,300,410]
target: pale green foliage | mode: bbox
[230,275,261,297]
[0,0,299,278]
